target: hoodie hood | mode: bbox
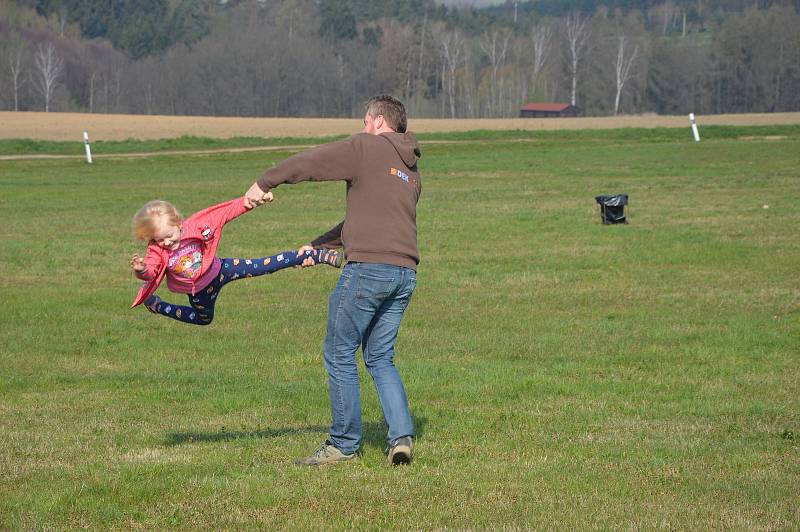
[380,131,421,168]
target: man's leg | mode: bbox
[296,264,369,466]
[324,263,399,454]
[362,266,416,449]
[322,263,375,456]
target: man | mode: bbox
[245,95,421,466]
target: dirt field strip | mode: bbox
[0,144,317,161]
[2,111,799,141]
[0,138,550,161]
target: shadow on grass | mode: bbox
[164,426,327,446]
[164,415,427,450]
[360,416,428,452]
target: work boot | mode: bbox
[295,440,355,466]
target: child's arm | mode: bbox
[131,245,163,281]
[201,192,274,230]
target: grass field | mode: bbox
[1,127,798,528]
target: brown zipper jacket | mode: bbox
[256,131,422,270]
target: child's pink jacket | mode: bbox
[131,197,249,308]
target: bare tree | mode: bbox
[7,43,26,111]
[652,1,681,35]
[613,35,639,115]
[564,12,590,107]
[144,82,154,115]
[111,62,124,112]
[57,3,68,38]
[88,70,96,112]
[32,43,63,112]
[461,45,479,118]
[480,29,511,117]
[418,11,428,84]
[530,23,552,99]
[681,6,687,37]
[440,29,465,119]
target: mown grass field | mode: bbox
[1,127,798,528]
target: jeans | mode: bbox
[324,262,416,454]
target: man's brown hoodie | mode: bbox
[257,131,422,270]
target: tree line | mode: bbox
[1,0,799,118]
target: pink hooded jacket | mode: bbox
[131,197,250,308]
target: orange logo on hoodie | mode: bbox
[390,167,412,183]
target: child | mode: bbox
[130,194,340,325]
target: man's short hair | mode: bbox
[365,95,407,133]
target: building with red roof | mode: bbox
[519,103,579,118]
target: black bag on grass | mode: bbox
[595,194,628,224]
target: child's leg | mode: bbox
[217,249,340,286]
[140,249,341,325]
[144,277,221,326]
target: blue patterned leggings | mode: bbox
[145,249,318,325]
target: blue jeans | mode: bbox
[324,262,416,454]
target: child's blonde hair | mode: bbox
[132,200,183,241]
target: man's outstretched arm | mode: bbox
[246,138,359,203]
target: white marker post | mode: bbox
[83,131,93,163]
[689,113,700,143]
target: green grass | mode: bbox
[0,134,348,156]
[3,125,799,156]
[1,128,798,528]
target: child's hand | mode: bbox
[130,254,146,274]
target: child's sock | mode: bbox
[314,248,343,268]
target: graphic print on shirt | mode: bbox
[200,224,214,240]
[390,167,417,184]
[167,240,203,279]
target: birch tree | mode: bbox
[564,11,590,107]
[7,43,26,111]
[440,29,464,119]
[480,29,510,117]
[530,22,552,99]
[613,35,639,115]
[652,1,682,35]
[32,42,63,112]
[411,10,428,109]
[88,70,96,112]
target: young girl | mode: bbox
[130,194,340,325]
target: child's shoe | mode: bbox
[144,295,161,313]
[315,249,343,268]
